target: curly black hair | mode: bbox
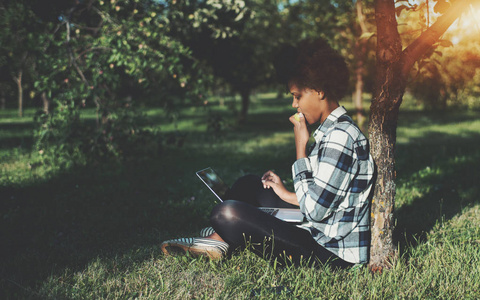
[274,38,349,101]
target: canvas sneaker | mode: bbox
[161,237,229,260]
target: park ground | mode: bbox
[1,93,479,298]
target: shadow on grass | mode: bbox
[393,130,480,253]
[0,126,297,297]
[0,122,35,151]
[0,152,216,296]
[397,109,480,128]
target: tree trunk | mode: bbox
[0,89,5,110]
[353,43,366,130]
[368,88,405,271]
[14,71,23,118]
[369,0,471,271]
[41,92,50,114]
[369,0,405,271]
[238,88,250,124]
[353,0,369,130]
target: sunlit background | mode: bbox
[448,3,480,43]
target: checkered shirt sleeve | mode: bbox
[292,107,375,264]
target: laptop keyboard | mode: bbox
[259,208,279,215]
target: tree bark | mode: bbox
[238,88,250,124]
[369,0,404,271]
[14,71,23,118]
[0,89,5,110]
[368,0,473,271]
[41,91,49,114]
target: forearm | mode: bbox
[296,145,307,160]
[279,190,299,206]
[262,171,299,206]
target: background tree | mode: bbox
[30,0,199,163]
[185,0,372,124]
[0,1,42,117]
[0,0,248,164]
[352,0,376,129]
[369,0,477,271]
[178,0,283,123]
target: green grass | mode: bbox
[1,94,480,299]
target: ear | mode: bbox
[317,91,325,100]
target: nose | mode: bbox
[292,97,299,108]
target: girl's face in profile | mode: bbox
[289,84,323,125]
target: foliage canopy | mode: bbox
[0,0,478,164]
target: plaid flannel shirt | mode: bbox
[292,106,375,264]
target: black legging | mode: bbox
[210,175,354,269]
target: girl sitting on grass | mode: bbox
[161,38,375,269]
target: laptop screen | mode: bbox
[196,168,229,201]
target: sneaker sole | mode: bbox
[161,243,224,260]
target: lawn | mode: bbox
[1,94,479,299]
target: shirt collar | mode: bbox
[312,106,347,143]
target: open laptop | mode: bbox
[196,167,305,223]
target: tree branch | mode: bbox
[400,0,472,78]
[357,0,368,34]
[76,46,113,61]
[65,21,89,87]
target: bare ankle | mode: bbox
[208,232,225,242]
